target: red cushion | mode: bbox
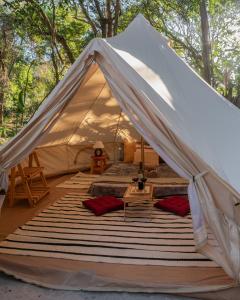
[154,195,190,217]
[83,196,124,216]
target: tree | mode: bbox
[0,0,240,142]
[75,0,121,37]
[200,0,212,85]
[123,0,240,103]
[0,7,15,125]
[1,0,90,135]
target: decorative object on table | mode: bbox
[132,177,138,185]
[131,161,147,190]
[154,195,190,217]
[138,180,144,190]
[139,176,147,190]
[93,140,104,157]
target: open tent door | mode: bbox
[0,14,240,283]
[36,65,140,175]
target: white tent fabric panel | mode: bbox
[39,65,109,147]
[37,145,70,175]
[107,16,240,195]
[37,65,139,173]
[40,65,139,148]
[0,15,240,281]
[37,141,131,176]
[68,68,139,146]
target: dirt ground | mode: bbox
[0,272,197,300]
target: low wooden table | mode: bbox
[123,183,154,221]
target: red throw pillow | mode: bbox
[154,195,190,217]
[83,196,124,216]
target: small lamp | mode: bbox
[93,141,104,157]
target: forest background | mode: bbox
[0,0,239,143]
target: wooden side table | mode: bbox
[123,183,154,221]
[90,155,107,174]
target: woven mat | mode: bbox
[56,172,100,189]
[0,192,217,268]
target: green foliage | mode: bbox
[0,0,240,143]
[17,90,25,114]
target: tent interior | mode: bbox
[36,64,142,175]
[0,64,238,299]
[1,15,240,299]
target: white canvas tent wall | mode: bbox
[1,14,240,281]
[37,66,140,175]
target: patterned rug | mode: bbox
[0,193,217,267]
[56,172,100,189]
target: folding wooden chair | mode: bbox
[8,151,49,207]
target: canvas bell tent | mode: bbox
[1,14,240,286]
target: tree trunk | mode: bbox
[51,50,60,84]
[0,93,4,126]
[0,73,5,126]
[56,34,75,64]
[113,0,120,36]
[0,61,6,127]
[106,0,113,37]
[100,19,107,38]
[28,0,75,64]
[200,0,212,85]
[80,0,121,38]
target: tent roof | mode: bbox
[97,14,240,194]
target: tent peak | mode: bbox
[131,13,151,25]
[110,13,169,45]
[124,14,153,32]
